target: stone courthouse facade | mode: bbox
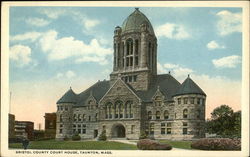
[56,8,206,140]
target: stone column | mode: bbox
[116,42,119,69]
[140,32,147,68]
[124,41,127,70]
[133,39,136,69]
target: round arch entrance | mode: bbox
[111,124,126,138]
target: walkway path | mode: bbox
[110,139,193,151]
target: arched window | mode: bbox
[115,101,123,118]
[156,111,161,119]
[183,109,188,118]
[109,104,113,119]
[125,101,133,118]
[59,114,63,122]
[148,111,152,120]
[148,42,151,67]
[125,39,133,67]
[164,110,169,119]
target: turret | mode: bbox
[173,75,206,139]
[56,87,77,139]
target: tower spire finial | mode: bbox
[188,74,190,78]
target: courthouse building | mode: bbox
[56,8,206,140]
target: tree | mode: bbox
[211,104,233,119]
[205,105,241,138]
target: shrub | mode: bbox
[72,134,81,141]
[137,139,172,150]
[139,131,148,139]
[191,138,241,150]
[63,135,70,141]
[98,130,107,141]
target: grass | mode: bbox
[158,140,193,149]
[9,140,138,150]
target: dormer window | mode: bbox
[155,96,162,106]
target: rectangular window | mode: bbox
[167,128,171,134]
[133,75,137,82]
[82,129,86,134]
[115,114,118,118]
[161,123,165,127]
[78,129,81,134]
[135,57,138,66]
[183,122,188,126]
[183,128,188,135]
[184,98,188,104]
[78,124,81,128]
[197,98,200,105]
[125,76,128,82]
[178,98,181,104]
[126,57,129,67]
[129,76,132,82]
[73,114,77,122]
[89,116,91,121]
[190,97,195,104]
[82,124,86,134]
[59,129,62,133]
[167,123,172,127]
[60,124,63,128]
[161,128,165,134]
[202,99,205,105]
[149,123,154,135]
[65,106,68,111]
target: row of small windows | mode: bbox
[104,101,134,119]
[177,97,205,105]
[146,122,188,135]
[147,109,201,120]
[58,114,98,122]
[57,106,68,111]
[122,75,137,83]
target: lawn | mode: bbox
[9,140,138,150]
[158,140,193,149]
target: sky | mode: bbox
[9,7,242,129]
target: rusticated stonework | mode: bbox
[56,8,206,141]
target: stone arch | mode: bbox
[111,123,126,138]
[164,110,169,119]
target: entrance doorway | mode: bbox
[112,124,126,138]
[94,130,98,138]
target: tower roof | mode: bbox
[174,76,206,96]
[121,8,155,35]
[57,88,78,104]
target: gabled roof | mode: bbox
[174,76,206,96]
[75,80,110,106]
[57,88,78,104]
[135,74,181,102]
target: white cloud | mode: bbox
[39,30,112,64]
[10,32,42,42]
[207,40,225,50]
[155,23,190,40]
[84,19,100,30]
[157,62,167,74]
[39,9,66,19]
[216,10,242,36]
[212,55,241,68]
[56,70,76,79]
[26,18,50,27]
[9,44,32,67]
[71,11,100,31]
[158,62,193,78]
